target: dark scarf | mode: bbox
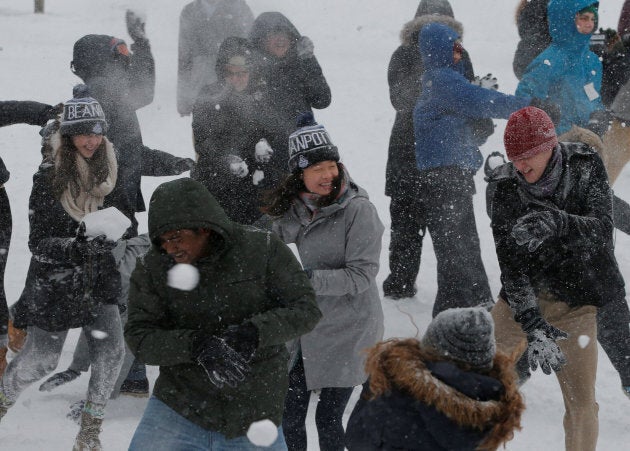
[516,146,563,199]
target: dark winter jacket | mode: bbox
[125,178,322,438]
[19,150,121,332]
[177,0,254,115]
[619,0,630,37]
[516,0,603,134]
[385,5,475,197]
[0,100,55,184]
[191,38,274,223]
[489,143,626,310]
[513,0,551,80]
[73,35,192,231]
[345,339,523,451]
[413,23,530,173]
[248,12,331,186]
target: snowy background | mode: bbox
[1,0,629,449]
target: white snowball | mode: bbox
[91,329,109,340]
[246,419,278,447]
[578,334,591,349]
[167,264,200,291]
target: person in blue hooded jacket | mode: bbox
[516,1,604,137]
[412,22,553,316]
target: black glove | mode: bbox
[193,335,251,389]
[38,103,63,125]
[529,97,561,126]
[511,210,567,252]
[587,109,612,137]
[484,151,507,178]
[74,234,117,259]
[472,73,499,90]
[125,10,146,43]
[221,322,259,362]
[516,308,568,375]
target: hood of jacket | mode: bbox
[72,34,129,81]
[366,338,524,451]
[415,0,454,18]
[401,14,463,47]
[418,22,459,70]
[548,0,598,49]
[215,36,252,79]
[249,12,301,51]
[147,178,234,249]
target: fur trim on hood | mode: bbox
[366,338,524,451]
[400,14,463,46]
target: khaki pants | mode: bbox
[492,295,598,451]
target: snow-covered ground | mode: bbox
[1,0,629,449]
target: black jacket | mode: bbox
[249,12,331,185]
[19,163,120,332]
[490,143,625,309]
[0,100,53,184]
[74,37,192,231]
[513,0,551,80]
[385,13,475,197]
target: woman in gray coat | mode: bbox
[264,113,384,451]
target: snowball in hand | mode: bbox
[247,419,278,447]
[167,264,200,291]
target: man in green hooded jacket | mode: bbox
[125,178,321,450]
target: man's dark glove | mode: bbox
[125,10,147,43]
[516,308,568,375]
[38,103,63,124]
[511,210,568,252]
[587,109,613,137]
[193,335,251,389]
[73,234,117,259]
[472,73,499,90]
[484,151,507,178]
[221,322,259,362]
[529,97,561,126]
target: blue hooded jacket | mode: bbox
[516,0,602,134]
[413,23,530,173]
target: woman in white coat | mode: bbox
[264,113,384,451]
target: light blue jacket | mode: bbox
[413,23,530,173]
[516,0,603,134]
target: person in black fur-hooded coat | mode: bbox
[346,307,523,451]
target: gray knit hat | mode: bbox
[422,307,496,370]
[59,84,108,136]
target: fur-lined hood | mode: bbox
[400,14,463,46]
[366,338,524,451]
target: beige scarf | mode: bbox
[56,137,118,222]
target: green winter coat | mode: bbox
[124,178,321,438]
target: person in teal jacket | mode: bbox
[516,1,603,136]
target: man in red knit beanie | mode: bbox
[487,105,629,451]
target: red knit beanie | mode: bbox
[504,106,558,161]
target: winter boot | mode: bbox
[0,391,13,421]
[73,411,103,451]
[0,346,7,378]
[8,320,26,353]
[119,377,149,397]
[39,368,81,392]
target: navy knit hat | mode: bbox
[59,84,108,136]
[422,307,496,370]
[287,112,339,173]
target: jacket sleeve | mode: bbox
[297,56,332,110]
[248,232,322,347]
[140,146,193,176]
[310,199,384,297]
[125,257,201,366]
[515,57,555,99]
[177,6,195,115]
[388,46,422,111]
[559,154,614,248]
[440,75,531,120]
[0,101,52,127]
[127,40,156,111]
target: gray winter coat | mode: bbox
[177,0,254,115]
[272,181,385,390]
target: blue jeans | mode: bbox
[129,396,288,451]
